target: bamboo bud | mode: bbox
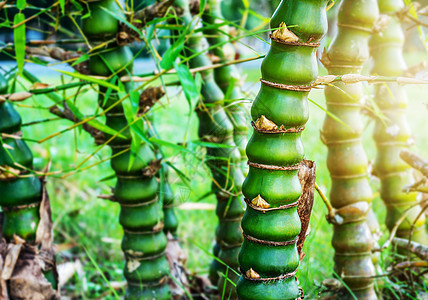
[254,115,278,131]
[246,268,260,279]
[251,195,270,209]
[271,22,299,42]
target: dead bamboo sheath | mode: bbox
[322,0,380,298]
[81,0,171,298]
[236,1,328,298]
[173,0,245,296]
[370,0,427,244]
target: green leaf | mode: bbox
[59,0,65,14]
[53,69,120,91]
[13,13,26,75]
[100,6,142,36]
[149,137,190,153]
[71,53,89,66]
[199,0,207,12]
[174,62,199,111]
[192,141,234,149]
[160,36,185,70]
[17,0,26,10]
[64,99,126,138]
[308,98,352,130]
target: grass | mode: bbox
[12,50,428,298]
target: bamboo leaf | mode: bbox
[199,0,207,12]
[59,0,65,14]
[174,62,200,111]
[17,0,26,10]
[64,100,126,138]
[149,137,190,153]
[100,6,142,36]
[71,53,89,66]
[192,140,234,149]
[53,69,119,91]
[308,98,352,130]
[13,13,26,75]
[160,36,185,70]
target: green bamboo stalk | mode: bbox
[236,1,328,299]
[370,0,427,244]
[173,0,245,296]
[321,0,380,298]
[202,0,249,176]
[81,1,171,298]
[0,72,58,291]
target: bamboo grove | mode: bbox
[1,0,428,299]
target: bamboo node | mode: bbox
[271,22,299,43]
[251,195,270,209]
[372,14,390,34]
[246,268,260,279]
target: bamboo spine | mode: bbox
[202,0,249,176]
[81,1,171,298]
[322,0,379,298]
[370,0,427,244]
[173,0,245,295]
[236,1,328,299]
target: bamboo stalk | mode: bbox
[0,72,58,292]
[321,0,381,298]
[81,1,171,298]
[235,1,328,298]
[370,0,428,245]
[172,0,245,296]
[202,0,249,176]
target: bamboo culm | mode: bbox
[173,0,245,296]
[236,1,327,299]
[370,0,427,244]
[202,0,249,176]
[81,1,171,298]
[0,73,58,289]
[322,0,379,298]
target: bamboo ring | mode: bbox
[2,201,41,212]
[243,232,298,247]
[260,79,312,92]
[241,267,298,282]
[244,197,299,212]
[270,35,320,48]
[251,121,305,134]
[247,161,301,171]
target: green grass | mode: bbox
[13,55,428,298]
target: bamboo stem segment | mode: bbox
[236,1,328,298]
[322,0,380,298]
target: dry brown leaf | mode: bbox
[272,22,299,42]
[8,92,33,102]
[255,115,278,131]
[251,195,270,209]
[31,82,49,90]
